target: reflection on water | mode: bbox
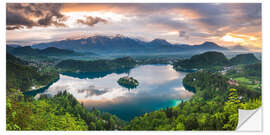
[35,65,193,120]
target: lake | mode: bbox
[25,65,194,121]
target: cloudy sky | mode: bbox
[6,3,261,50]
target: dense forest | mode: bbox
[173,51,259,71]
[230,53,259,65]
[7,89,125,130]
[7,53,59,92]
[56,56,136,72]
[6,52,261,130]
[174,52,229,69]
[7,46,78,56]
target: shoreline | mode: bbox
[23,77,60,96]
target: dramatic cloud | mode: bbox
[77,16,107,26]
[6,3,66,30]
[178,31,214,41]
[6,26,23,30]
[6,9,36,29]
[6,3,261,50]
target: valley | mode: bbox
[6,41,262,130]
[5,3,262,131]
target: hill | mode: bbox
[56,56,137,72]
[6,53,59,92]
[7,44,22,48]
[7,46,79,56]
[173,51,229,71]
[7,53,28,65]
[8,46,40,56]
[230,53,259,65]
[39,47,76,56]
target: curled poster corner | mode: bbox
[236,107,262,131]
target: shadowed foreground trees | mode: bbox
[7,90,125,130]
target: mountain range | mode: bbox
[7,35,253,54]
[173,51,259,71]
[26,35,230,53]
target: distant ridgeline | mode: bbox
[6,53,59,92]
[21,35,231,53]
[56,56,137,72]
[7,46,80,56]
[173,51,260,72]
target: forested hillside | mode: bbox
[8,46,78,56]
[173,52,260,72]
[56,56,136,72]
[6,53,125,130]
[7,53,59,92]
[173,51,229,71]
[7,89,125,130]
[230,54,259,65]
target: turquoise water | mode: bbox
[26,65,193,121]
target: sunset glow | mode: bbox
[222,33,245,43]
[6,3,261,51]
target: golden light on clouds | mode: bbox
[222,33,245,43]
[6,3,261,51]
[173,9,202,20]
[61,4,110,13]
[221,33,261,49]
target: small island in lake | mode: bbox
[117,76,139,89]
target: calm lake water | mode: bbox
[26,65,194,121]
